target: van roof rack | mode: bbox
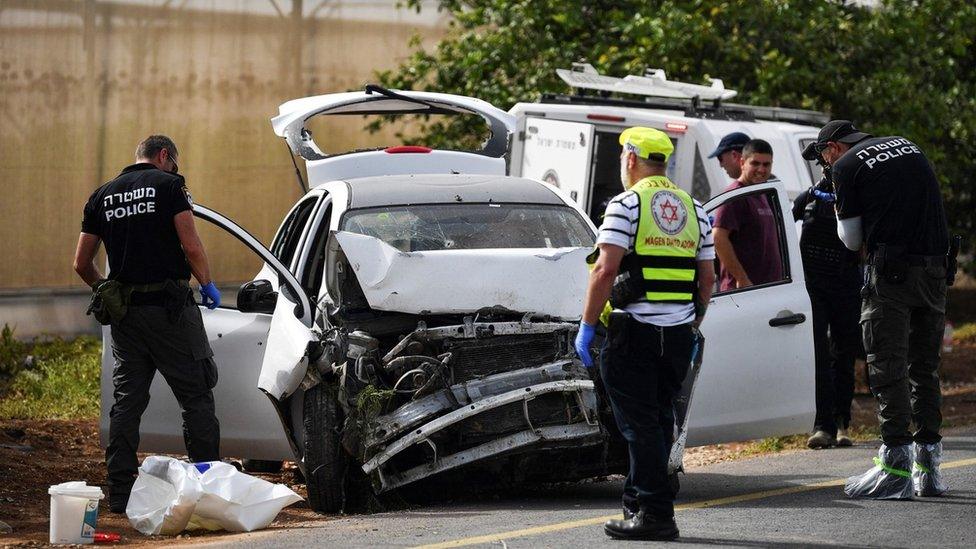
[549,64,828,126]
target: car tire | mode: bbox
[242,459,283,474]
[303,381,345,514]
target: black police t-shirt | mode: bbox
[833,136,948,255]
[81,163,193,284]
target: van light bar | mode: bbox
[587,114,626,122]
[384,146,433,154]
[666,122,688,132]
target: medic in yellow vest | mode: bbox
[575,127,714,541]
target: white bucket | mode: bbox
[48,482,105,545]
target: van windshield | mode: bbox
[341,203,594,251]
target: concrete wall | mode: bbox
[0,1,446,337]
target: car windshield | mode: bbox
[341,203,594,251]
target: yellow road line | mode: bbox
[415,456,976,549]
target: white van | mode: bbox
[509,64,827,224]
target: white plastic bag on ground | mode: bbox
[844,444,913,500]
[188,461,304,532]
[126,456,302,536]
[127,456,203,535]
[912,441,948,497]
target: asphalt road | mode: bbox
[206,427,976,548]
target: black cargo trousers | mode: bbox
[808,281,862,437]
[599,312,694,519]
[107,301,220,497]
[861,262,946,447]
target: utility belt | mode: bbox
[87,279,192,325]
[866,240,959,286]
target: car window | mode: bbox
[799,138,823,185]
[691,143,711,202]
[341,203,595,251]
[271,197,318,267]
[708,188,790,295]
[301,203,332,299]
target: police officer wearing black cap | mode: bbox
[708,131,751,181]
[73,135,222,513]
[816,120,954,499]
[792,142,862,450]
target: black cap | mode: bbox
[708,132,750,158]
[801,141,819,161]
[816,120,871,147]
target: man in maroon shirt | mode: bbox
[713,139,784,291]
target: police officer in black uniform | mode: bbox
[816,120,953,499]
[792,144,862,450]
[73,135,222,512]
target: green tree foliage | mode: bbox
[376,0,975,258]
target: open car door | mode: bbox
[687,180,815,445]
[99,204,314,461]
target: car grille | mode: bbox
[444,333,564,382]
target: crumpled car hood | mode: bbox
[334,231,590,319]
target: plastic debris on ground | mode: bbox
[844,443,914,500]
[912,441,948,497]
[126,455,302,536]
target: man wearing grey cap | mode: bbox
[817,120,951,500]
[708,131,750,180]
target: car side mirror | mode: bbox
[237,279,277,314]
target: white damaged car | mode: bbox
[100,87,815,513]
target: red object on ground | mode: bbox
[94,532,121,543]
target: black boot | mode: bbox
[604,510,679,541]
[108,492,130,514]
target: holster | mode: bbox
[871,243,908,284]
[86,280,127,325]
[609,256,644,309]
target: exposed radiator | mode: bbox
[444,333,565,382]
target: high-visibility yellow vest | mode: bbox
[629,175,700,303]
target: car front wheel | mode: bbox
[302,381,345,513]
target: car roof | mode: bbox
[342,174,565,209]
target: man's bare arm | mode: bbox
[712,227,751,288]
[581,243,627,325]
[73,233,103,287]
[173,210,213,286]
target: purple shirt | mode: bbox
[713,180,783,291]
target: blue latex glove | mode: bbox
[574,321,596,368]
[200,281,221,310]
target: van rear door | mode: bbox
[519,117,595,211]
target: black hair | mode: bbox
[135,135,178,161]
[742,138,773,158]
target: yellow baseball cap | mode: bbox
[619,127,674,162]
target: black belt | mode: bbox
[128,290,170,306]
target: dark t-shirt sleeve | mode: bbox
[792,189,811,222]
[833,159,863,220]
[160,177,192,218]
[81,194,101,236]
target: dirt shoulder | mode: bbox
[2,343,975,547]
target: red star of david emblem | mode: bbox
[659,199,680,223]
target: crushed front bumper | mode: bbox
[360,360,601,492]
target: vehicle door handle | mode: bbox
[769,313,806,327]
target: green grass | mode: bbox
[0,325,102,420]
[953,322,976,345]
